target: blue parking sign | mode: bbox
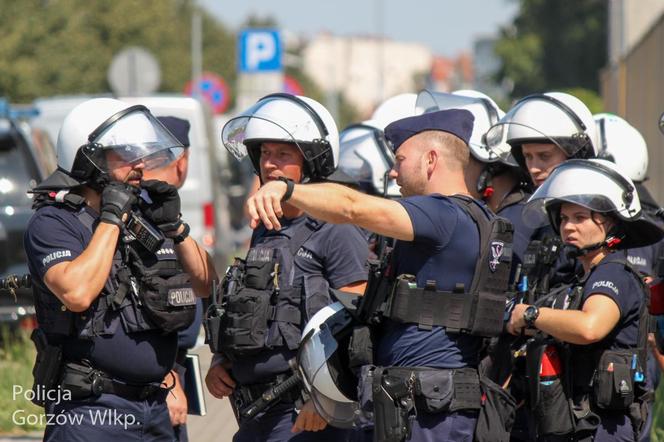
[239,29,282,73]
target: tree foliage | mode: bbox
[495,0,607,99]
[0,0,236,102]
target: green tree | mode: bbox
[495,0,607,99]
[0,0,235,102]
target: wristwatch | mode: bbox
[523,305,540,328]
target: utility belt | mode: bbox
[59,361,168,401]
[385,275,506,337]
[368,365,480,442]
[230,373,303,421]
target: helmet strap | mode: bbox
[563,230,625,259]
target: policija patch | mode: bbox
[489,241,504,272]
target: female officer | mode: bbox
[507,159,664,441]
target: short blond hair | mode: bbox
[416,130,469,170]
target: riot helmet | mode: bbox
[594,113,648,182]
[222,93,339,182]
[522,159,663,251]
[48,98,184,189]
[337,122,400,197]
[371,93,417,130]
[416,89,528,198]
[485,92,598,171]
[297,302,361,429]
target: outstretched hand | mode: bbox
[246,179,288,230]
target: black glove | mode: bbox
[139,179,182,234]
[100,182,139,227]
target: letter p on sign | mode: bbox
[239,29,282,73]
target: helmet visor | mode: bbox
[83,109,184,172]
[297,325,360,429]
[222,98,314,162]
[522,159,640,228]
[486,99,589,161]
[339,128,398,196]
[416,90,510,164]
[308,390,361,429]
[297,324,340,390]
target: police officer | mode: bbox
[207,93,369,441]
[143,116,203,442]
[248,109,515,441]
[24,98,200,441]
[507,159,663,441]
[417,89,534,277]
[594,113,664,442]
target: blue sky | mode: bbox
[199,0,519,57]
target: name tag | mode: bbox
[168,288,196,307]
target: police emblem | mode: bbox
[489,241,504,272]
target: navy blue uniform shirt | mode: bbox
[24,204,176,383]
[231,215,369,385]
[376,194,488,369]
[582,257,643,350]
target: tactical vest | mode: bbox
[384,195,514,337]
[214,217,327,359]
[526,257,650,439]
[32,195,196,339]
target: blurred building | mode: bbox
[301,33,433,117]
[601,0,664,202]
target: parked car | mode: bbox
[0,100,49,328]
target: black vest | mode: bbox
[32,201,196,340]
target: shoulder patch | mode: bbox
[489,241,504,272]
[591,280,620,295]
[42,250,72,267]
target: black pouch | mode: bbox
[220,287,270,356]
[30,329,63,407]
[451,367,482,412]
[535,378,574,436]
[593,350,635,410]
[348,325,374,368]
[141,274,197,334]
[59,362,103,400]
[415,369,454,414]
[474,375,516,442]
[244,250,275,290]
[526,341,574,436]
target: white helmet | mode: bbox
[49,97,184,188]
[371,93,417,130]
[337,122,400,197]
[485,92,598,170]
[416,89,513,164]
[594,113,648,182]
[523,159,663,250]
[221,93,339,181]
[297,302,360,429]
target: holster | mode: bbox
[372,366,416,442]
[30,329,63,407]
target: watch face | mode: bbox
[524,306,538,324]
